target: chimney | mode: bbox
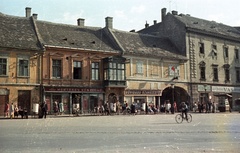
[25,7,31,17]
[77,18,85,27]
[161,8,167,21]
[172,10,178,15]
[153,20,157,25]
[145,21,149,28]
[105,17,113,29]
[32,13,38,19]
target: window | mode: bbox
[212,44,217,58]
[0,58,7,75]
[199,43,205,54]
[91,62,99,80]
[212,65,218,81]
[18,59,29,76]
[199,61,206,80]
[52,59,61,78]
[225,68,230,82]
[224,46,229,58]
[236,68,240,83]
[235,49,239,60]
[117,63,125,80]
[73,61,82,79]
[224,64,230,82]
[136,61,143,74]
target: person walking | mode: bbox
[9,103,14,119]
[4,102,9,118]
[41,101,48,119]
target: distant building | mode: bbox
[139,8,240,111]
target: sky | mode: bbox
[1,0,240,31]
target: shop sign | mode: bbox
[212,86,240,93]
[125,90,161,96]
[44,87,103,92]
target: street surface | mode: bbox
[0,113,240,153]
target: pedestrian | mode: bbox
[14,105,19,118]
[173,101,177,113]
[41,101,48,119]
[53,101,58,115]
[9,103,14,119]
[59,101,64,115]
[4,102,9,118]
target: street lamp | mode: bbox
[204,84,207,103]
[171,83,175,114]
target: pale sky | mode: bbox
[1,0,240,31]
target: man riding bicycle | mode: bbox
[181,102,188,121]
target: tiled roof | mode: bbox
[174,14,240,39]
[0,13,42,51]
[111,29,187,60]
[35,20,119,52]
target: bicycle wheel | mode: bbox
[175,114,183,124]
[186,114,192,123]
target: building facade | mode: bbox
[106,23,189,110]
[0,9,43,115]
[139,8,240,110]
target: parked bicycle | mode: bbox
[175,112,192,123]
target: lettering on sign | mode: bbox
[125,90,162,96]
[44,87,103,92]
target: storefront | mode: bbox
[124,89,162,109]
[44,87,104,114]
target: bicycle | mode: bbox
[175,112,192,123]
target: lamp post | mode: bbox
[171,83,175,114]
[204,84,208,113]
[204,84,207,103]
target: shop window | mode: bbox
[91,62,99,80]
[18,59,29,77]
[73,61,82,79]
[0,58,7,76]
[52,59,62,78]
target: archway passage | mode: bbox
[160,86,190,112]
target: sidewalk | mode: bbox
[1,111,239,120]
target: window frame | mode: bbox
[136,61,143,74]
[73,61,82,80]
[52,59,62,79]
[91,62,100,80]
[18,58,29,77]
[199,61,206,80]
[212,65,218,81]
[0,57,8,76]
[199,42,205,54]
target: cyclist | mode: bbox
[181,102,188,121]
